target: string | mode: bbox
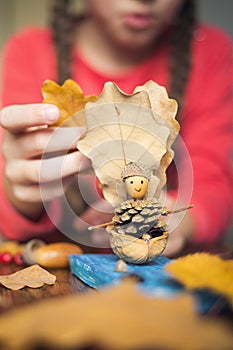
[115,105,127,166]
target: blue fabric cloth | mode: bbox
[69,254,182,297]
[69,254,227,313]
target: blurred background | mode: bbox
[0,0,232,50]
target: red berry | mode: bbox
[0,252,13,264]
[14,252,24,266]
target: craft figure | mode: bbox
[76,80,192,264]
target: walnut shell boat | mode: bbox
[107,226,168,264]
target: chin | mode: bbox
[116,32,158,52]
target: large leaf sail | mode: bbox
[77,81,179,206]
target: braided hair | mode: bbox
[50,0,196,113]
[169,0,196,113]
[50,0,74,84]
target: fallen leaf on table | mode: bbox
[0,264,56,290]
[42,79,97,127]
[0,280,232,350]
[166,253,233,306]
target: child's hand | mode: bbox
[0,103,88,219]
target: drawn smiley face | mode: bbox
[124,175,149,199]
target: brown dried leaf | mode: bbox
[134,80,179,127]
[134,80,180,185]
[42,79,97,126]
[0,264,56,290]
[0,280,232,350]
[77,81,180,206]
[166,253,233,306]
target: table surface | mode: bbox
[0,245,233,350]
[0,263,92,315]
[1,244,233,316]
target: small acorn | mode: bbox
[121,162,151,200]
[114,259,128,272]
[23,240,83,268]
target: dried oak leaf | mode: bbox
[0,280,232,350]
[0,264,56,290]
[77,81,180,206]
[166,253,233,306]
[42,79,97,127]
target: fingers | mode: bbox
[0,104,60,132]
[5,151,91,185]
[3,126,86,159]
[10,174,77,203]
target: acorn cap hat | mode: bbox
[121,162,152,181]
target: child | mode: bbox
[0,0,232,256]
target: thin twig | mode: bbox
[162,204,194,216]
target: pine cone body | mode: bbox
[107,199,169,264]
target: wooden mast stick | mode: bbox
[88,221,115,231]
[162,204,194,216]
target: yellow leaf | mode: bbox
[41,79,97,126]
[166,253,233,306]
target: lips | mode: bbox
[135,188,142,192]
[122,13,154,30]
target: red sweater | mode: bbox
[0,24,232,243]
